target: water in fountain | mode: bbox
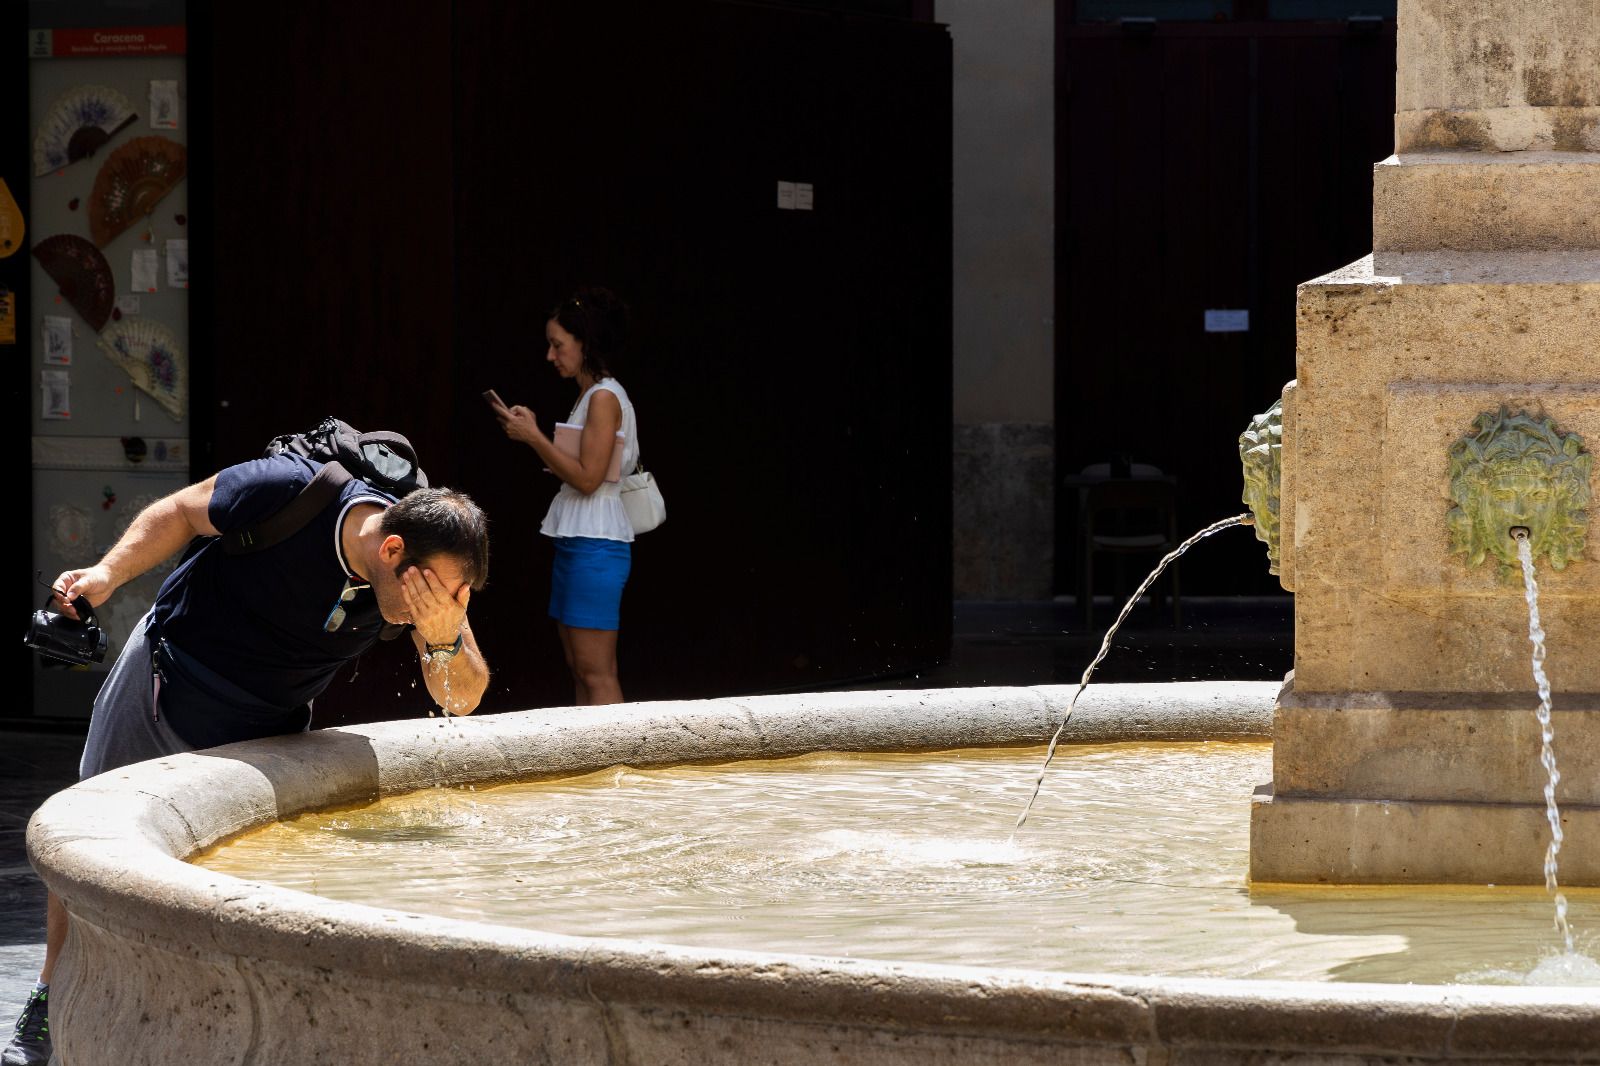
[1512,530,1576,957]
[196,741,1600,985]
[186,510,1600,990]
[190,510,1600,989]
[1012,513,1250,836]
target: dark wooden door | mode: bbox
[1056,17,1395,594]
[190,0,952,721]
[450,0,953,709]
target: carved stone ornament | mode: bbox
[1239,398,1283,575]
[1447,408,1592,580]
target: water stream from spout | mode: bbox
[1012,513,1251,837]
[1513,530,1575,955]
[420,658,472,805]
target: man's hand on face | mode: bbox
[402,565,469,648]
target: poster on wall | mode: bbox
[29,28,190,703]
[27,40,190,418]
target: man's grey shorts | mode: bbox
[79,613,192,781]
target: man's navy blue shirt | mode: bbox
[151,454,397,711]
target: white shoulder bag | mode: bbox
[620,458,666,534]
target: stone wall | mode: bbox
[953,422,1054,599]
[1397,0,1600,152]
[944,0,1056,598]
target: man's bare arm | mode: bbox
[54,476,220,616]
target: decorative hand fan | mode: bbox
[97,319,187,421]
[33,85,138,177]
[32,234,114,331]
[89,136,187,247]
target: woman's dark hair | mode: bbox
[381,487,491,591]
[550,285,630,380]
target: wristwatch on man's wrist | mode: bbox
[423,632,464,663]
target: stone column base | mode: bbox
[1251,678,1600,885]
[1250,789,1600,886]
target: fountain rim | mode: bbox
[28,681,1600,1060]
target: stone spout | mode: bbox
[1239,396,1284,575]
[1446,408,1592,581]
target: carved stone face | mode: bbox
[1447,409,1591,580]
[1479,471,1556,549]
[1239,399,1283,575]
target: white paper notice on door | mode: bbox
[1203,309,1249,333]
[41,370,71,419]
[166,239,189,288]
[132,248,159,293]
[150,80,180,129]
[42,315,72,365]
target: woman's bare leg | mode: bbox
[556,623,591,705]
[566,626,621,705]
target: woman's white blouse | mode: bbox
[540,378,639,543]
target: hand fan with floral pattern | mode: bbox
[33,85,138,177]
[97,318,187,421]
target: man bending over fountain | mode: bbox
[3,453,492,1066]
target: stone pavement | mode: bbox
[1,730,79,1026]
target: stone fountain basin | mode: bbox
[28,681,1600,1064]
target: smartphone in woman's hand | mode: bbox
[482,389,507,413]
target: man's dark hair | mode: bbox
[380,488,490,590]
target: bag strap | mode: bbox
[40,592,98,628]
[222,461,354,555]
[218,462,412,642]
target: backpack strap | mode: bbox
[219,461,412,642]
[222,461,354,555]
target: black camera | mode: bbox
[24,594,108,666]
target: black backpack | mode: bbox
[222,417,428,556]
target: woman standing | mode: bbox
[495,286,638,705]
